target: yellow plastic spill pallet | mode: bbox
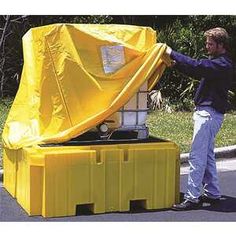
[3,140,180,217]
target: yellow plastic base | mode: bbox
[3,141,180,217]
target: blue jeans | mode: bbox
[184,106,224,203]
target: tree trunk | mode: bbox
[0,15,10,98]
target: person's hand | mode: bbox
[165,46,172,55]
[164,45,176,67]
[170,59,176,67]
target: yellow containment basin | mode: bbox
[3,138,180,218]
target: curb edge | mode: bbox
[180,145,236,164]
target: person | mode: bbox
[165,27,234,210]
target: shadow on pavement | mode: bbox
[121,193,186,214]
[178,192,236,213]
[202,195,236,213]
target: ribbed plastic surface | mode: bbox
[3,141,180,217]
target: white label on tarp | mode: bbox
[101,45,125,74]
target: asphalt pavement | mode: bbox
[1,158,236,222]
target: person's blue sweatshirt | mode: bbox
[170,50,234,114]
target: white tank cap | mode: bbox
[100,123,108,133]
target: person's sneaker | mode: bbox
[199,195,221,204]
[171,199,202,211]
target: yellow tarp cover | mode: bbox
[2,24,171,150]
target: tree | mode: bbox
[0,15,113,98]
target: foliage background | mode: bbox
[0,15,236,110]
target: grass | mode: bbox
[0,98,13,135]
[147,111,236,153]
[0,98,236,164]
[0,98,13,167]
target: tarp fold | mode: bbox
[2,24,171,150]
